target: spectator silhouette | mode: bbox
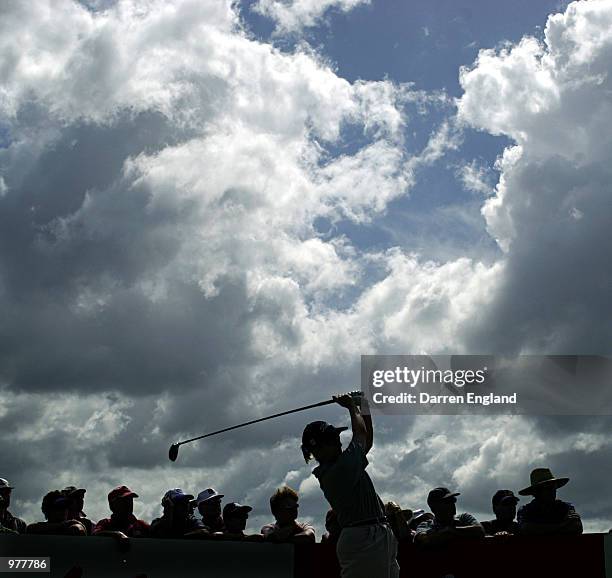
[27,491,87,536]
[62,486,93,535]
[211,502,263,542]
[261,486,315,544]
[482,490,520,536]
[93,486,150,539]
[385,501,412,542]
[0,478,26,534]
[414,487,484,547]
[193,488,225,533]
[151,489,209,539]
[517,468,582,535]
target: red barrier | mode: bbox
[294,533,606,578]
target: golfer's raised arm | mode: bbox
[332,394,372,453]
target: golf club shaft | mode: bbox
[177,398,336,446]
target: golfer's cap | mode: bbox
[108,485,138,504]
[163,489,194,504]
[492,489,519,507]
[194,488,224,505]
[0,478,13,490]
[427,487,460,506]
[62,486,86,497]
[302,421,348,448]
[223,502,252,517]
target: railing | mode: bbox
[1,533,610,577]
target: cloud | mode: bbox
[457,0,612,357]
[253,0,370,35]
[457,160,494,196]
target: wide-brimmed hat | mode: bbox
[193,488,224,506]
[519,468,569,496]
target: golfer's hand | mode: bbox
[333,394,356,409]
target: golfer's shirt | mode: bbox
[312,439,384,529]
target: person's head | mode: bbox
[222,502,252,533]
[0,478,13,510]
[62,486,86,514]
[301,421,347,465]
[325,509,341,537]
[194,488,224,520]
[162,489,194,520]
[427,487,460,523]
[41,490,69,523]
[108,485,138,517]
[491,490,519,522]
[519,468,569,505]
[270,486,299,526]
[532,483,557,504]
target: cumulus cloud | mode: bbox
[458,0,612,356]
[253,0,370,35]
[0,0,459,519]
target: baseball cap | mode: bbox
[223,502,252,518]
[62,486,86,497]
[492,489,519,507]
[108,485,138,504]
[301,421,348,449]
[193,488,224,506]
[0,478,13,490]
[427,487,460,507]
[163,489,194,504]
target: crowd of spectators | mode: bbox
[0,466,584,548]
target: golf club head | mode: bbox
[168,443,180,462]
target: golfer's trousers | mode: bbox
[336,522,400,578]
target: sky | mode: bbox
[1,0,612,536]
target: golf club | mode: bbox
[168,390,362,461]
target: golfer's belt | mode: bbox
[344,516,388,528]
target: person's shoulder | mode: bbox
[481,519,495,533]
[4,511,26,532]
[517,500,534,515]
[92,518,112,532]
[134,518,151,529]
[25,522,47,534]
[187,516,206,530]
[557,500,580,516]
[339,439,368,466]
